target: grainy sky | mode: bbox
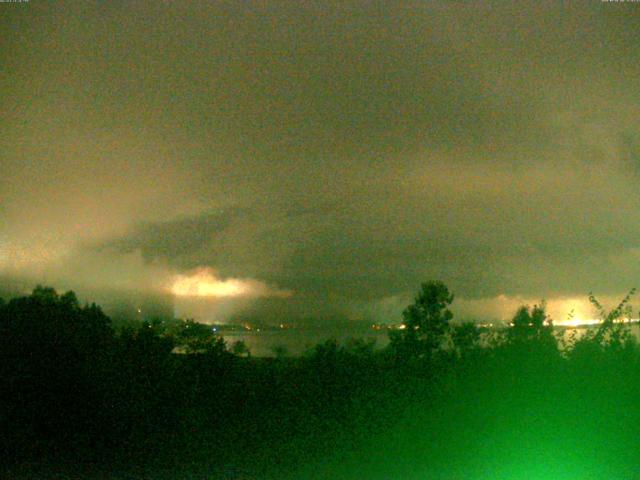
[2,1,640,324]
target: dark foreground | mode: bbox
[2,286,640,479]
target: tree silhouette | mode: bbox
[0,286,117,462]
[589,289,635,350]
[231,340,251,357]
[505,303,557,357]
[390,281,454,360]
[510,304,548,337]
[451,321,481,357]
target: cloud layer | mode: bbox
[2,1,640,323]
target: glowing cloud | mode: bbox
[0,237,69,277]
[169,267,292,299]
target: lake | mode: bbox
[219,323,640,357]
[220,328,390,357]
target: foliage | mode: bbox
[589,288,635,350]
[450,321,482,357]
[389,280,454,360]
[231,339,251,357]
[568,289,637,359]
[507,302,555,348]
[271,344,290,358]
[174,318,229,355]
[4,282,640,479]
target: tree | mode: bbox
[507,302,556,351]
[510,303,547,335]
[31,285,59,304]
[589,289,635,350]
[0,286,117,458]
[271,344,289,359]
[231,340,251,357]
[175,319,219,354]
[390,281,454,359]
[570,289,636,356]
[451,321,482,357]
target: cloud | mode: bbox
[170,266,292,299]
[1,1,640,324]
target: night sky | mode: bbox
[2,1,640,325]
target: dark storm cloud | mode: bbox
[93,209,242,265]
[2,1,640,322]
